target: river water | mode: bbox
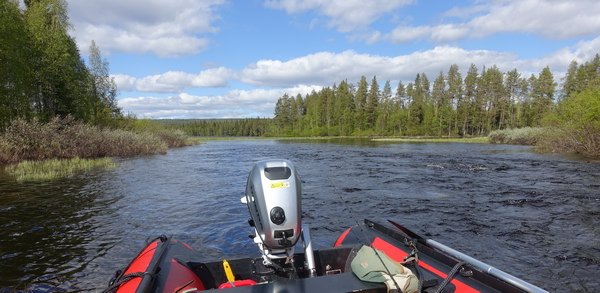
[0,139,599,292]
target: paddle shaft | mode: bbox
[388,220,548,293]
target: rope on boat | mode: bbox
[102,272,153,293]
[434,261,466,293]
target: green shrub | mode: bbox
[539,87,600,157]
[488,127,547,145]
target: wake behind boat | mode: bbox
[105,160,547,293]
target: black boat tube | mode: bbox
[388,220,548,293]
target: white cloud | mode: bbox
[240,48,515,87]
[387,0,600,43]
[112,67,232,93]
[241,37,600,87]
[118,85,322,119]
[265,0,412,32]
[67,0,225,56]
[116,35,600,96]
[518,36,600,76]
[115,37,600,118]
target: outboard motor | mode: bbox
[244,160,301,254]
[243,160,315,276]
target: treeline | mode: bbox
[159,119,271,136]
[272,63,569,136]
[0,0,120,130]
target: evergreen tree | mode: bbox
[562,60,578,100]
[376,80,393,134]
[336,80,354,135]
[431,71,448,135]
[530,66,556,125]
[365,76,380,129]
[394,81,406,108]
[354,76,368,130]
[461,64,478,135]
[447,64,462,134]
[274,94,292,129]
[504,69,524,128]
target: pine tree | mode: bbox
[562,61,578,100]
[365,76,380,129]
[431,71,447,135]
[462,64,478,135]
[354,76,368,130]
[504,69,522,128]
[394,81,406,108]
[336,80,354,135]
[530,66,556,125]
[447,64,462,135]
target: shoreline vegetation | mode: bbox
[188,135,490,144]
[373,137,489,143]
[0,117,194,181]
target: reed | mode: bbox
[488,127,547,145]
[6,157,117,182]
[0,117,194,164]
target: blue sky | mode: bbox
[65,0,600,118]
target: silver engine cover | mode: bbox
[245,160,301,250]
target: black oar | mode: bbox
[387,219,425,242]
[386,219,548,293]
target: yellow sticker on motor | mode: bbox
[271,181,290,189]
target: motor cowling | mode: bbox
[244,160,301,250]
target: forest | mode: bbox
[271,59,598,137]
[0,0,120,129]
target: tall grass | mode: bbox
[6,157,117,182]
[488,127,548,145]
[0,117,191,164]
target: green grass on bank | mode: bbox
[6,157,117,182]
[189,136,362,142]
[372,137,489,143]
[191,135,490,143]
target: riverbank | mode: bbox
[191,135,489,143]
[0,117,195,181]
[373,136,489,143]
[489,127,600,158]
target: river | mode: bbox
[0,139,599,292]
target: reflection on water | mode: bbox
[0,139,599,292]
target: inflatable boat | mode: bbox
[105,160,547,293]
